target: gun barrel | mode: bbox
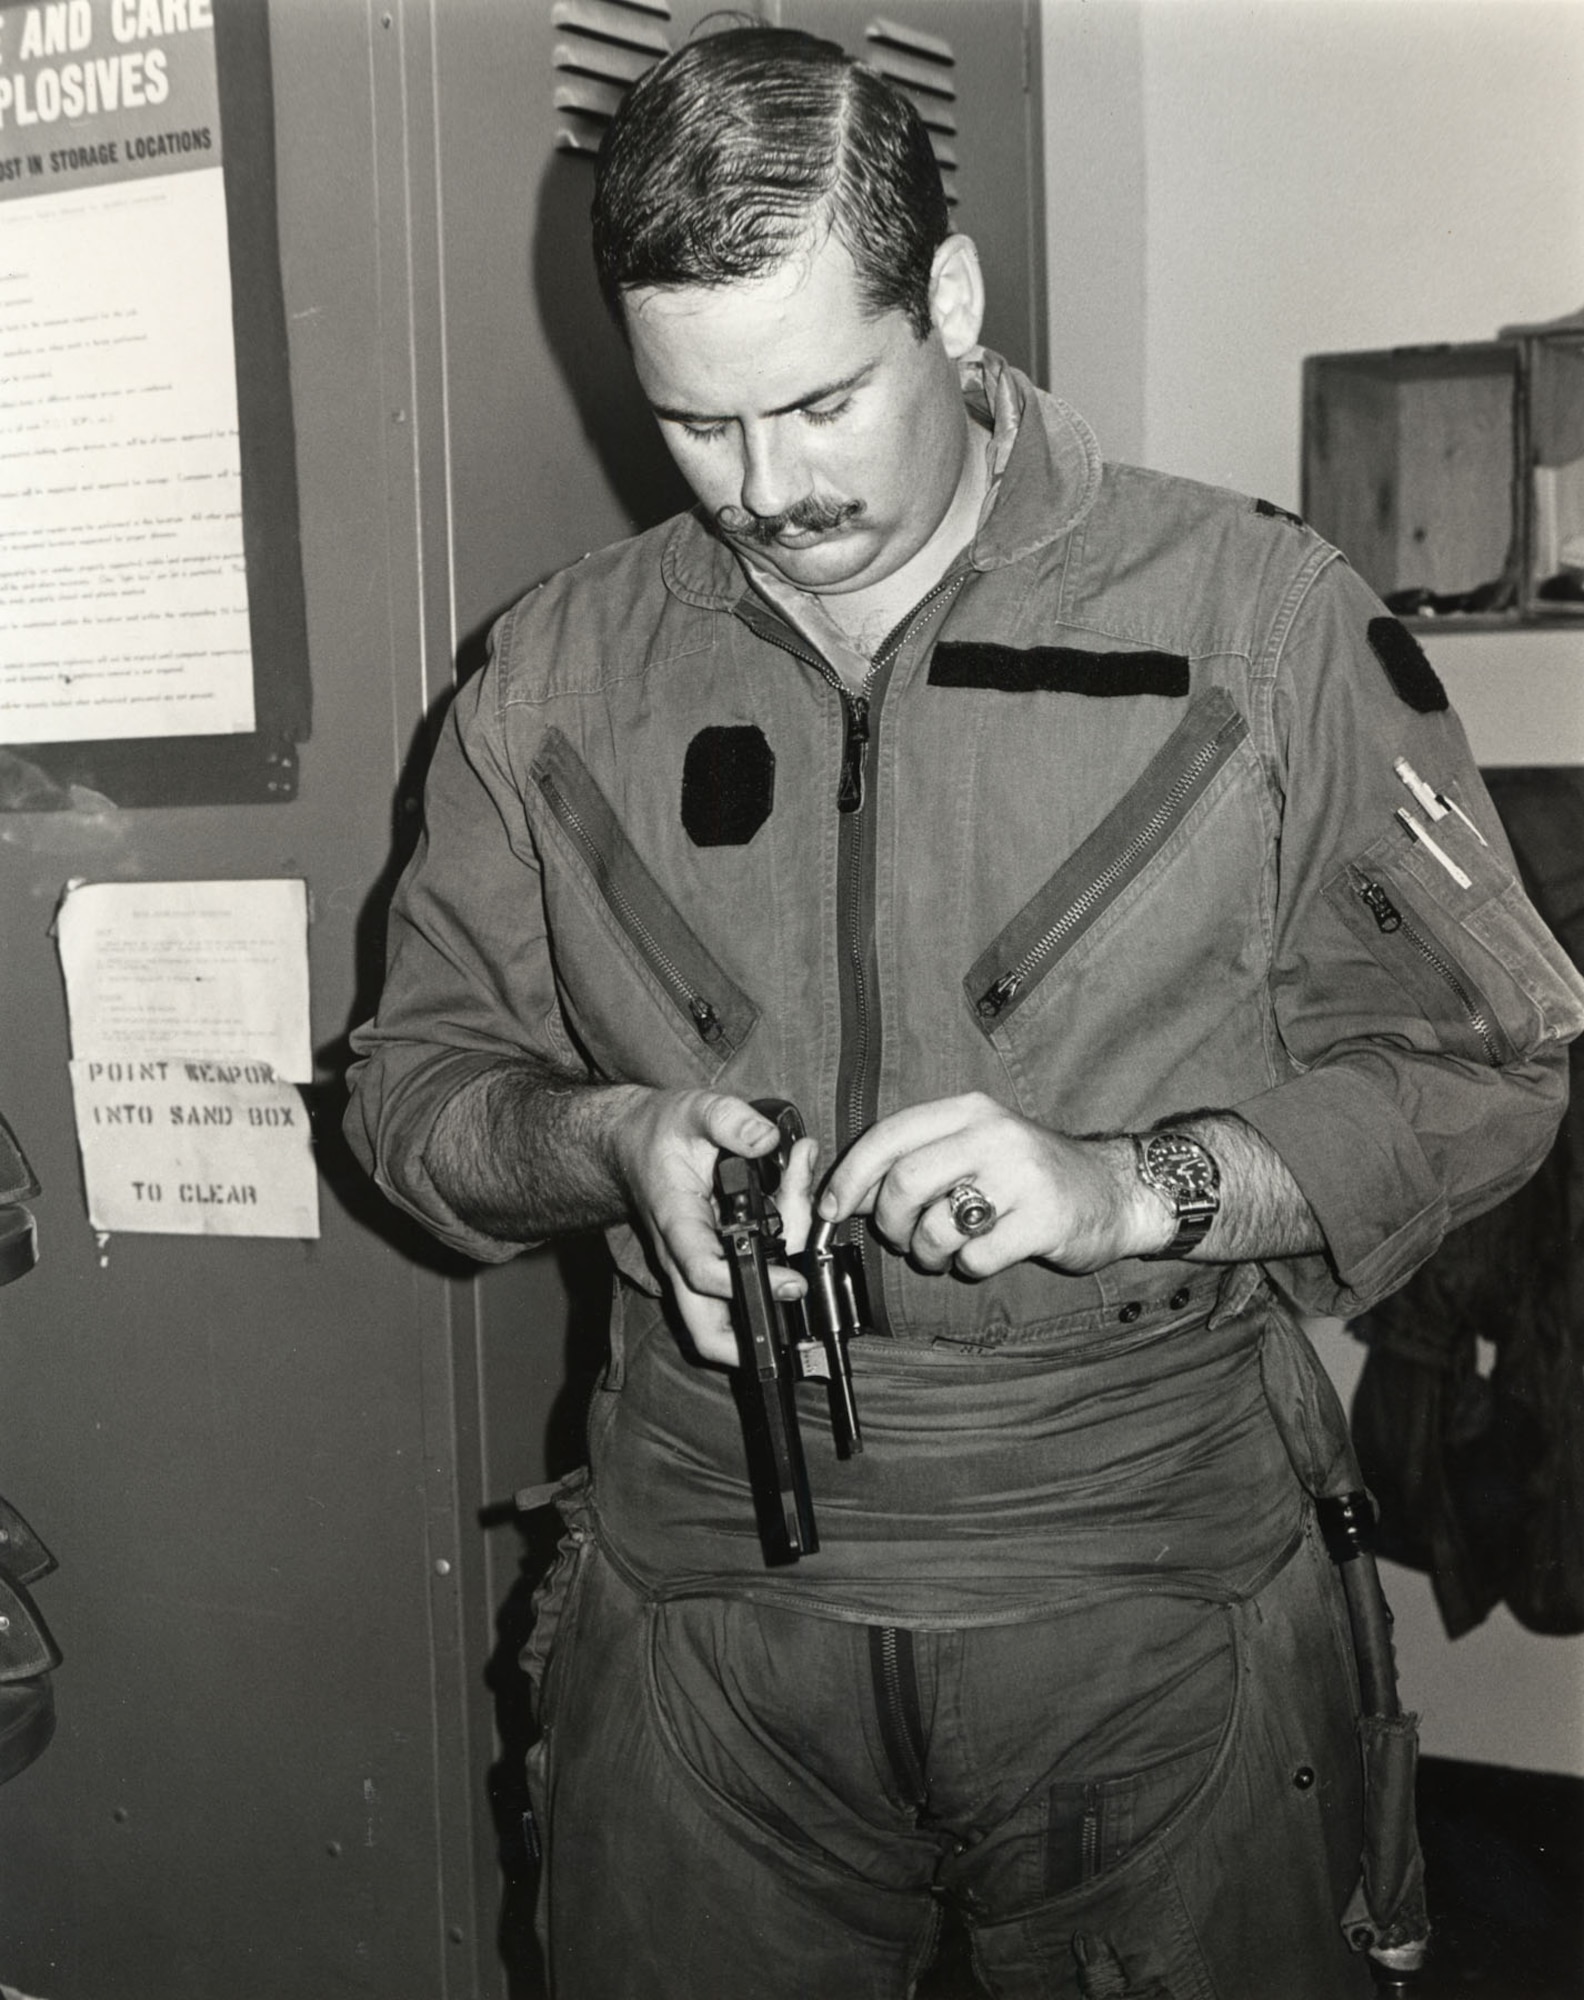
[799,1236,864,1457]
[718,1184,818,1565]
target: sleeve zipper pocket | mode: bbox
[1351,868,1504,1065]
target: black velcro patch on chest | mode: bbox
[929,643,1189,697]
[1366,616,1448,713]
[681,725,776,847]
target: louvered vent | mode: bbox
[553,0,673,157]
[865,17,959,206]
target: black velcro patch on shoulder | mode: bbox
[1254,497,1305,528]
[1366,616,1448,713]
[929,643,1189,698]
[681,725,775,846]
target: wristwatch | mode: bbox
[1133,1130,1221,1259]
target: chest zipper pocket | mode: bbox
[967,687,1252,1031]
[531,728,759,1065]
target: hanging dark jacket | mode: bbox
[1353,767,1584,1637]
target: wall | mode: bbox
[1043,0,1584,1773]
[1041,0,1147,454]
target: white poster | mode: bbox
[0,0,254,743]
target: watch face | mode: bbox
[1142,1133,1220,1204]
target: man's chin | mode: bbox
[739,533,876,593]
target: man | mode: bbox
[347,27,1584,1999]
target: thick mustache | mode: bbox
[717,498,864,547]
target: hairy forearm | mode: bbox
[423,1061,646,1241]
[422,1069,1323,1271]
[1172,1112,1324,1263]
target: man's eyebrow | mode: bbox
[650,361,877,425]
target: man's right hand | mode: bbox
[608,1087,811,1366]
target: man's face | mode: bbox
[624,232,975,595]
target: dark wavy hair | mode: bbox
[592,25,949,340]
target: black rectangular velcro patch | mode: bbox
[929,642,1189,697]
[1366,616,1448,713]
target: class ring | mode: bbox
[945,1180,997,1238]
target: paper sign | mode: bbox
[56,877,317,1238]
[57,877,311,1081]
[68,1059,319,1239]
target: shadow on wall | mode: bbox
[311,685,477,1278]
[530,149,694,536]
[316,143,702,1265]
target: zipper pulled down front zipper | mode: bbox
[838,695,870,814]
[741,617,871,817]
[833,572,965,817]
[536,766,724,1045]
[1354,872,1502,1063]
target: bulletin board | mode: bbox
[0,0,308,807]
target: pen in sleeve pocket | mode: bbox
[1393,757,1445,818]
[1396,807,1472,889]
[1437,792,1488,845]
[1394,756,1489,845]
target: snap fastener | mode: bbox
[1169,1287,1191,1310]
[1293,1765,1316,1791]
[1118,1302,1142,1323]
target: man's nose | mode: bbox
[738,422,803,521]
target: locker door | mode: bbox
[422,4,1047,1993]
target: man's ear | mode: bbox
[928,234,985,359]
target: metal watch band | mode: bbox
[1143,1203,1216,1260]
[1133,1131,1220,1261]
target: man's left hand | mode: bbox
[817,1092,1167,1276]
